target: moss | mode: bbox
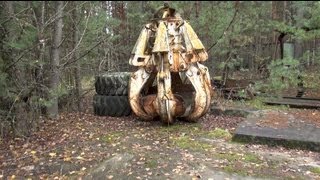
[240,97,289,111]
[207,128,232,140]
[159,124,182,133]
[214,152,262,164]
[310,167,320,174]
[283,175,306,180]
[145,159,158,168]
[223,165,248,176]
[172,135,212,151]
[242,153,263,164]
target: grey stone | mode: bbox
[233,110,320,152]
[84,153,134,180]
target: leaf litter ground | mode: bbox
[1,95,320,179]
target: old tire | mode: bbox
[95,72,131,96]
[93,94,131,117]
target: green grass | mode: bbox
[214,152,263,164]
[310,167,320,174]
[207,128,232,140]
[172,135,212,151]
[223,165,248,176]
[237,96,289,111]
[242,153,263,164]
[214,152,273,178]
[145,159,158,168]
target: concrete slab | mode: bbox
[263,98,320,108]
[232,110,320,152]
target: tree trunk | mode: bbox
[72,2,82,112]
[34,1,47,115]
[48,1,63,119]
[278,33,285,59]
[294,6,303,61]
[111,1,127,71]
[195,1,200,18]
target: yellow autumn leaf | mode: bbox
[30,151,36,155]
[76,156,85,160]
[64,157,71,161]
[49,152,56,157]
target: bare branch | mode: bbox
[60,4,92,63]
[43,1,88,30]
[207,4,239,52]
[0,7,31,25]
[62,36,108,68]
[4,43,40,72]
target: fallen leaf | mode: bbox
[76,156,85,160]
[21,165,35,171]
[49,152,56,157]
[30,151,36,155]
[64,157,71,162]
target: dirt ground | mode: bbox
[1,95,320,179]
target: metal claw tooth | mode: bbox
[184,63,212,122]
[186,70,193,77]
[129,68,155,121]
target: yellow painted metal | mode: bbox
[129,24,151,66]
[183,22,206,51]
[128,4,213,124]
[152,21,169,53]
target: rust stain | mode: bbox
[128,4,213,124]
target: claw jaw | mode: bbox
[128,68,154,120]
[128,5,213,124]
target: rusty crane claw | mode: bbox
[128,4,213,124]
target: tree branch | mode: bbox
[0,7,31,25]
[62,37,108,68]
[4,43,40,72]
[60,5,91,63]
[207,4,239,52]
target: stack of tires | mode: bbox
[93,72,132,117]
